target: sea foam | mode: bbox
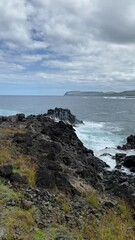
[75,121,131,172]
[75,121,123,152]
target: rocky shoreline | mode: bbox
[0,109,135,239]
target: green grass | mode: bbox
[0,142,36,187]
[0,128,27,135]
[34,229,47,240]
[13,159,36,187]
[55,193,71,214]
[63,201,71,214]
[2,206,36,240]
[0,182,23,204]
[97,209,135,240]
[85,190,99,208]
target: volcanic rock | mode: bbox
[123,155,135,171]
[0,110,134,209]
[0,164,13,177]
[117,135,135,150]
[45,108,84,125]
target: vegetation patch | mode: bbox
[96,208,135,240]
[2,206,36,240]
[0,182,23,204]
[85,190,99,208]
[34,228,47,240]
[12,155,36,187]
[0,138,36,187]
[0,128,27,135]
[56,193,71,214]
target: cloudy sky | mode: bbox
[0,0,135,95]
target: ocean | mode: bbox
[0,95,135,172]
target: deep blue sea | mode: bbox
[0,95,135,171]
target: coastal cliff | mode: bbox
[0,109,135,239]
[64,90,135,97]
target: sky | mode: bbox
[0,0,135,95]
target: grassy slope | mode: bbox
[0,127,135,240]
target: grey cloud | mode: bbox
[1,0,135,49]
[0,0,34,48]
[0,0,135,91]
[91,0,135,44]
[30,0,135,47]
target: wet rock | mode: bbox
[115,153,126,163]
[117,135,135,150]
[100,153,113,157]
[123,155,135,170]
[127,135,135,148]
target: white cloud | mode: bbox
[0,0,33,47]
[0,0,135,91]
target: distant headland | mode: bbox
[64,90,135,97]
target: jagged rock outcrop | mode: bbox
[45,108,84,125]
